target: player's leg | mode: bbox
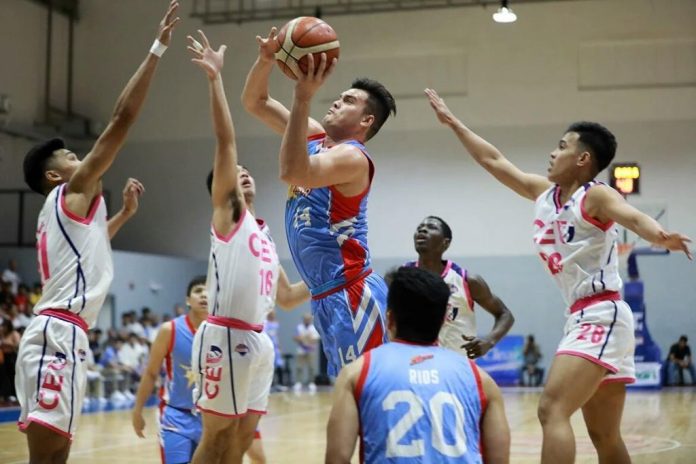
[223,414,262,464]
[26,422,72,464]
[538,354,606,464]
[191,413,237,464]
[245,431,267,464]
[581,382,630,464]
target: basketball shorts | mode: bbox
[16,314,89,439]
[313,273,388,377]
[556,299,636,384]
[192,321,274,417]
[159,405,202,464]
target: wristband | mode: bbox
[149,39,167,57]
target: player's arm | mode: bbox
[479,367,511,464]
[425,88,550,201]
[241,27,324,137]
[276,265,310,310]
[132,321,172,438]
[462,274,515,358]
[189,32,245,235]
[325,357,363,464]
[67,1,179,212]
[585,185,692,259]
[108,178,144,239]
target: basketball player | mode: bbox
[15,2,179,462]
[326,266,510,464]
[425,88,692,464]
[242,28,396,376]
[186,32,277,464]
[407,215,514,358]
[132,276,207,463]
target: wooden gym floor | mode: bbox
[1,387,694,463]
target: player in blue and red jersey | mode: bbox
[242,28,396,375]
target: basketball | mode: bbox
[275,17,340,80]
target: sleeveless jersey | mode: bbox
[161,314,197,410]
[357,342,485,464]
[33,184,113,328]
[405,261,475,354]
[285,134,375,294]
[256,218,280,315]
[533,182,621,308]
[207,208,279,324]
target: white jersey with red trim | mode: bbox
[533,182,621,309]
[33,184,113,328]
[405,260,475,354]
[207,209,279,324]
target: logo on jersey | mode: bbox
[181,363,197,388]
[234,343,249,356]
[206,345,223,364]
[289,185,312,198]
[47,352,68,371]
[410,354,434,366]
[447,305,459,322]
[77,349,87,362]
[534,219,575,245]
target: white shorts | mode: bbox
[557,299,636,384]
[16,315,89,440]
[192,321,274,418]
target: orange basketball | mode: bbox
[275,17,340,80]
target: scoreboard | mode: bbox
[609,163,640,195]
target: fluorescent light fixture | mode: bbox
[493,0,517,23]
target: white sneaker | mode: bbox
[293,382,302,392]
[308,382,317,393]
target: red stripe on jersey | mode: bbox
[307,132,326,142]
[38,229,50,281]
[60,185,101,225]
[346,272,367,316]
[580,193,614,231]
[353,351,372,402]
[185,314,197,335]
[363,320,385,353]
[463,271,474,310]
[470,360,487,460]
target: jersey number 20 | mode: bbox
[383,390,468,458]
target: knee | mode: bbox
[203,429,232,455]
[537,394,565,426]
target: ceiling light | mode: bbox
[493,0,517,24]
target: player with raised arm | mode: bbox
[15,3,179,462]
[425,88,691,464]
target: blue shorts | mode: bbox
[159,405,202,464]
[312,273,388,376]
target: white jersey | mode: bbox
[33,184,113,328]
[207,209,279,325]
[406,260,475,354]
[256,218,280,315]
[533,182,621,310]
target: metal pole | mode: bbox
[45,0,54,122]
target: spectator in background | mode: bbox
[293,313,320,393]
[118,332,148,395]
[12,304,32,331]
[521,334,544,387]
[28,282,42,309]
[264,310,287,391]
[0,282,13,309]
[14,284,29,313]
[122,311,146,339]
[1,259,22,295]
[142,314,160,344]
[100,336,129,401]
[88,329,104,364]
[0,318,21,403]
[174,304,185,317]
[668,335,695,386]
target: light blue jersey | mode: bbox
[356,341,486,464]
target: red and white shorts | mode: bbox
[557,298,636,385]
[16,314,89,440]
[192,320,274,418]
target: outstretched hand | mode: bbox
[655,231,693,260]
[188,30,227,79]
[425,88,458,126]
[122,178,144,217]
[256,27,280,62]
[295,52,337,101]
[157,0,181,46]
[461,335,494,359]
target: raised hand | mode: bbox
[256,27,280,62]
[188,30,226,80]
[122,178,144,216]
[655,231,693,260]
[157,0,181,46]
[295,52,337,101]
[425,88,457,126]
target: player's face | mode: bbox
[547,132,583,183]
[47,149,81,184]
[414,218,447,254]
[322,89,373,136]
[238,166,256,198]
[187,284,208,313]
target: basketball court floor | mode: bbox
[1,387,694,463]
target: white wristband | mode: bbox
[149,39,167,57]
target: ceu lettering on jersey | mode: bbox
[34,183,113,328]
[285,134,373,291]
[533,181,621,309]
[356,342,485,464]
[161,315,197,411]
[405,261,475,354]
[208,209,279,325]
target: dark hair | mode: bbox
[386,266,450,344]
[24,138,65,195]
[680,335,688,343]
[351,78,396,141]
[426,216,452,241]
[565,122,617,174]
[187,275,207,296]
